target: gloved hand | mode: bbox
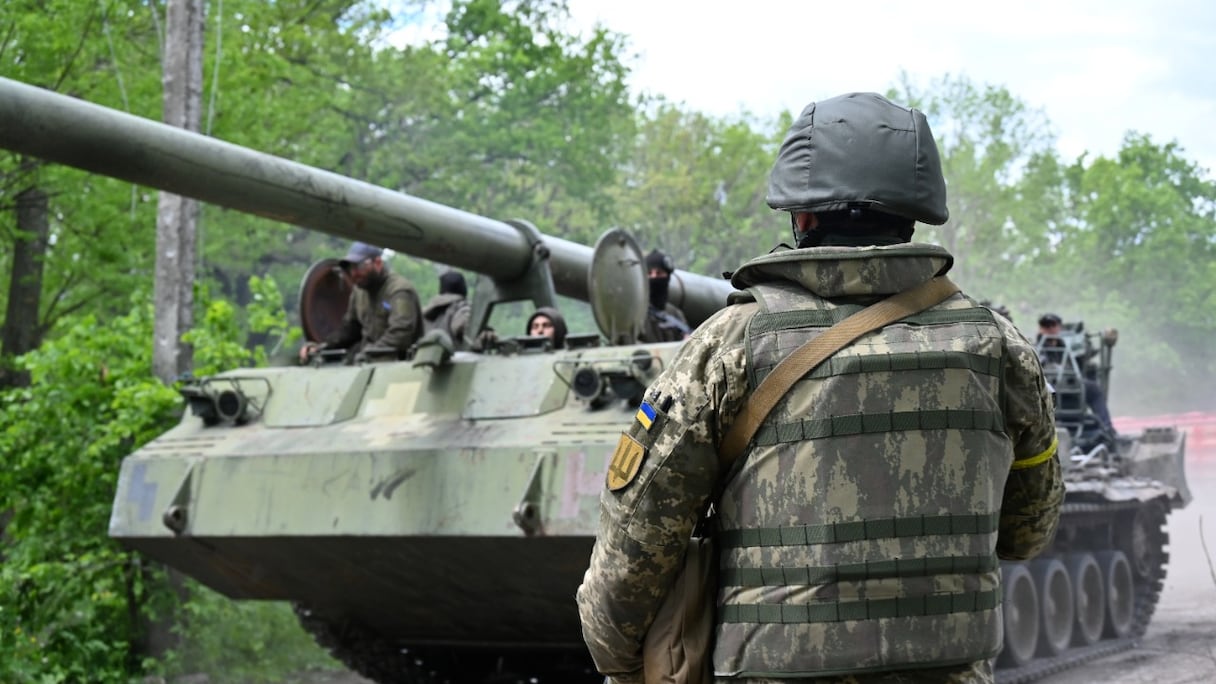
[471,328,499,352]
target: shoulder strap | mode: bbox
[717,276,961,467]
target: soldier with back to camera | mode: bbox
[299,241,423,363]
[577,92,1064,683]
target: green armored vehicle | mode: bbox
[992,319,1190,683]
[0,77,1191,684]
[0,76,729,683]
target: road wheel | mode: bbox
[1097,550,1135,638]
[1032,558,1074,656]
[1067,553,1105,646]
[998,562,1040,668]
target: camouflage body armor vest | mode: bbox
[712,281,1011,677]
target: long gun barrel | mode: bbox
[0,77,733,325]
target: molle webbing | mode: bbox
[722,553,999,587]
[748,306,995,336]
[752,409,1004,447]
[720,511,1000,548]
[755,350,1002,384]
[719,589,1001,624]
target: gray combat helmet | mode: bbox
[766,92,949,225]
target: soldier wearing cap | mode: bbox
[641,249,691,343]
[299,241,422,362]
[1037,312,1115,435]
[578,93,1063,683]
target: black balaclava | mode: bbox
[439,270,467,297]
[793,208,915,249]
[645,249,675,309]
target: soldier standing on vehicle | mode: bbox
[1036,313,1116,436]
[577,92,1063,683]
[299,241,422,362]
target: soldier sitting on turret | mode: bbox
[299,241,423,363]
[640,249,691,343]
[422,270,472,349]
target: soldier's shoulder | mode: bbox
[384,270,419,294]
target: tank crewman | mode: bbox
[577,93,1063,683]
[641,249,692,342]
[422,270,472,349]
[1036,313,1115,435]
[299,241,423,362]
[526,306,568,349]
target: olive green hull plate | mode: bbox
[107,350,673,648]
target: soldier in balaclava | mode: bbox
[578,92,1063,684]
[422,270,472,349]
[641,249,691,342]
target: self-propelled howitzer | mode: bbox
[0,76,734,683]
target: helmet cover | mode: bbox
[766,92,949,225]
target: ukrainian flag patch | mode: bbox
[635,401,657,430]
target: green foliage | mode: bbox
[1044,135,1216,412]
[0,1,164,340]
[150,586,341,683]
[889,74,1060,290]
[610,101,784,276]
[184,276,299,374]
[0,298,178,682]
[0,277,327,682]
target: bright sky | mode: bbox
[563,0,1216,174]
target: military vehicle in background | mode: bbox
[993,320,1191,683]
[0,77,1191,684]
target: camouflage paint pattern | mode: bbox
[325,269,423,357]
[577,244,1062,683]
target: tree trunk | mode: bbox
[153,0,204,384]
[1,187,50,388]
[142,0,206,664]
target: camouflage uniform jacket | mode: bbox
[325,270,422,359]
[642,302,691,343]
[422,292,471,348]
[577,243,1063,684]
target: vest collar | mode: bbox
[730,243,954,298]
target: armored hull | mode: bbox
[110,346,676,683]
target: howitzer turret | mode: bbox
[2,76,738,683]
